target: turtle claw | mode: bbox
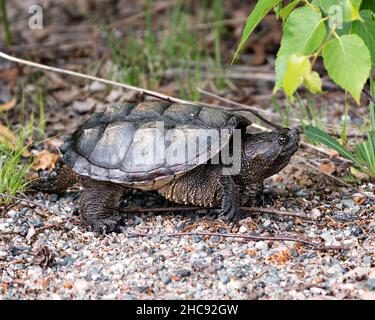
[82,215,123,234]
[255,190,277,207]
[220,201,241,226]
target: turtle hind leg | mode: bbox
[30,159,79,194]
[79,178,124,233]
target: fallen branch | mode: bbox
[119,206,318,220]
[197,87,283,130]
[0,51,194,106]
[125,231,351,251]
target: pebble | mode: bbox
[255,241,268,250]
[161,275,171,285]
[89,81,106,92]
[366,279,375,291]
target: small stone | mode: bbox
[72,99,96,114]
[7,210,17,219]
[255,241,268,250]
[176,269,191,278]
[74,279,89,292]
[161,275,171,285]
[89,81,106,92]
[366,278,375,291]
[310,208,322,219]
[239,225,248,233]
[341,199,355,208]
[219,274,230,284]
[320,232,334,244]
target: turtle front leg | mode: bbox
[79,179,124,233]
[158,165,241,223]
[218,175,240,223]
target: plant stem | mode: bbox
[370,73,375,131]
[341,92,349,145]
[0,0,12,46]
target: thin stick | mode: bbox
[118,206,317,220]
[363,88,375,105]
[0,51,195,106]
[198,87,283,129]
[0,193,62,216]
[125,231,351,251]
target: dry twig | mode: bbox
[125,231,351,251]
[119,206,317,220]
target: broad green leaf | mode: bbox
[360,0,375,12]
[232,0,282,63]
[274,6,327,92]
[283,54,310,98]
[304,71,323,94]
[282,54,322,98]
[351,10,375,65]
[319,0,362,22]
[304,125,362,166]
[280,0,302,23]
[322,34,371,104]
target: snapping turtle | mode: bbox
[34,102,299,233]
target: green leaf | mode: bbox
[319,0,362,22]
[351,10,375,66]
[280,0,302,23]
[232,0,282,63]
[355,131,375,176]
[283,54,310,98]
[322,34,371,104]
[304,71,323,94]
[304,125,362,166]
[274,6,327,92]
[361,0,375,12]
[282,54,322,98]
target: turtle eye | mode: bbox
[277,133,290,145]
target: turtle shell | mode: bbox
[61,102,251,190]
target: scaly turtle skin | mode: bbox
[33,102,300,233]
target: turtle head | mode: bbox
[241,128,300,180]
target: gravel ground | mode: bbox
[1,160,374,300]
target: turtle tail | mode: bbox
[30,158,80,194]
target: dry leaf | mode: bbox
[350,167,370,181]
[64,282,73,289]
[268,250,292,265]
[0,97,17,112]
[32,150,59,171]
[319,162,336,175]
[0,124,31,157]
[0,124,17,145]
[353,196,366,205]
